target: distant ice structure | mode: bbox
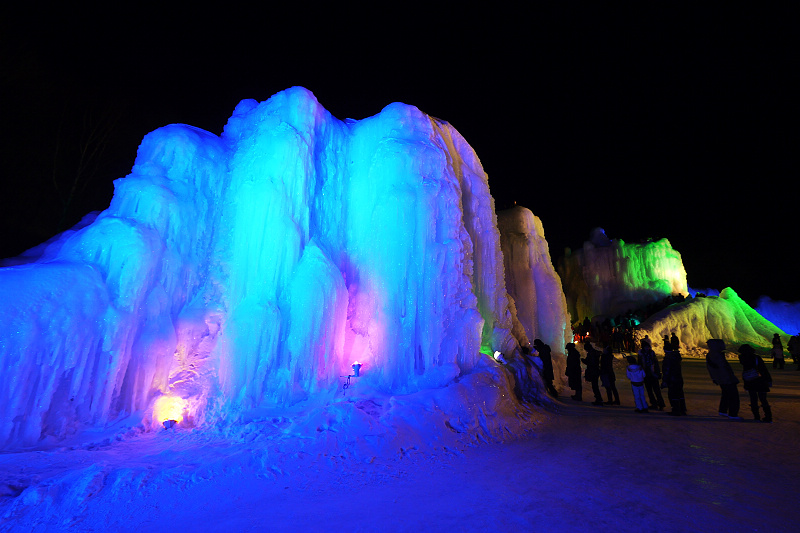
[497,206,572,352]
[755,296,800,337]
[635,288,788,356]
[0,87,571,450]
[558,228,689,322]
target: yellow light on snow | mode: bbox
[153,395,185,424]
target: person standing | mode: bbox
[671,332,680,352]
[788,334,800,371]
[565,342,583,401]
[626,355,648,413]
[661,345,686,416]
[533,339,558,398]
[582,341,604,406]
[771,333,785,369]
[600,345,620,405]
[738,344,773,423]
[638,338,665,411]
[706,339,741,420]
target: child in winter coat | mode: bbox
[626,356,648,413]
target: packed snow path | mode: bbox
[2,358,798,532]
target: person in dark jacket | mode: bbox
[638,338,665,410]
[533,339,558,398]
[663,335,672,352]
[771,333,785,369]
[565,342,583,401]
[661,346,686,415]
[789,334,800,371]
[738,344,773,423]
[600,345,620,405]
[671,332,680,352]
[706,339,741,419]
[582,342,604,406]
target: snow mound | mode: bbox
[635,287,788,355]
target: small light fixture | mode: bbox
[493,351,507,364]
[163,419,177,430]
[343,361,363,394]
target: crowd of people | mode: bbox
[571,294,704,353]
[529,331,798,423]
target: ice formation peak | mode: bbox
[0,87,572,449]
[589,227,612,247]
[559,230,689,321]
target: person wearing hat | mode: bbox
[706,339,742,419]
[738,344,773,423]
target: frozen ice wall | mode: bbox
[559,228,688,322]
[0,124,228,449]
[214,90,516,402]
[635,288,788,355]
[497,206,572,352]
[0,87,522,449]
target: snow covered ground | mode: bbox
[2,355,797,532]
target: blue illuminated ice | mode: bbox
[0,87,572,449]
[498,206,572,351]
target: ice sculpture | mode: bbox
[635,288,788,355]
[558,228,689,321]
[497,206,572,351]
[0,87,573,449]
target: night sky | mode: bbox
[1,4,793,305]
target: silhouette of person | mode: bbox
[705,339,741,419]
[671,332,680,352]
[661,345,686,415]
[582,341,604,406]
[638,338,665,411]
[788,334,800,371]
[771,333,785,369]
[565,342,583,401]
[533,339,558,398]
[600,345,620,405]
[738,344,773,423]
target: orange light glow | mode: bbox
[153,395,186,424]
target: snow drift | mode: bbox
[0,87,570,450]
[558,228,689,322]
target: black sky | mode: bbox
[0,4,794,305]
